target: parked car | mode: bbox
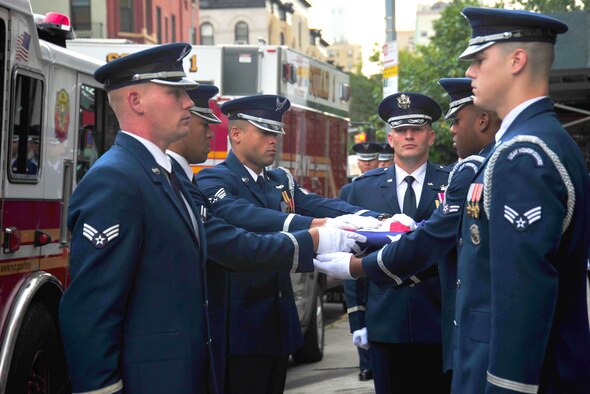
[290,272,345,363]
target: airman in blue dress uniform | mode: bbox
[339,141,382,202]
[59,43,212,394]
[454,8,590,393]
[196,94,381,393]
[344,92,451,393]
[317,78,501,377]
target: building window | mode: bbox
[156,7,162,43]
[120,0,134,32]
[235,22,248,44]
[171,15,176,42]
[71,0,91,31]
[347,49,353,57]
[165,17,169,42]
[146,0,153,35]
[201,23,214,45]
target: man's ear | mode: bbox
[128,91,143,114]
[511,48,528,74]
[229,125,242,144]
[478,112,490,132]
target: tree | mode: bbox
[397,0,481,164]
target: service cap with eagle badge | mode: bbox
[378,143,394,162]
[221,94,290,134]
[378,92,442,129]
[352,141,382,161]
[83,223,120,249]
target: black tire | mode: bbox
[6,302,70,394]
[292,292,324,363]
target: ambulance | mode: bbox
[0,1,119,392]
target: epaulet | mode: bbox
[484,135,574,234]
[447,155,484,186]
[358,167,388,179]
[434,163,451,174]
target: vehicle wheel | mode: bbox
[292,292,324,363]
[6,302,69,394]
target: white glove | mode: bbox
[352,327,370,350]
[382,213,417,231]
[325,214,382,230]
[314,252,354,280]
[316,227,367,254]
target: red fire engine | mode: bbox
[0,2,121,392]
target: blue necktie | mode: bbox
[403,175,416,218]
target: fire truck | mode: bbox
[0,1,121,392]
[68,41,352,363]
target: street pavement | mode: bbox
[285,303,375,394]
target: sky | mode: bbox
[309,0,444,75]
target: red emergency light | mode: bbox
[36,11,75,47]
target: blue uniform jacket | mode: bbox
[60,133,212,394]
[196,150,378,355]
[171,157,315,390]
[346,162,449,343]
[453,98,590,393]
[361,155,485,371]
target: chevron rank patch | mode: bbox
[83,223,120,248]
[504,205,541,232]
[442,202,460,215]
[209,188,226,204]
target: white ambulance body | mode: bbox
[0,2,118,392]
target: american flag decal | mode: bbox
[16,32,31,62]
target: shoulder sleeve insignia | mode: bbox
[209,188,226,204]
[485,135,573,234]
[504,205,541,231]
[83,223,119,248]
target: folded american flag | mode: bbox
[353,221,423,256]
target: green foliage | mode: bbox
[397,0,480,164]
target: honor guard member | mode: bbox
[166,85,362,393]
[340,141,382,202]
[59,43,211,394]
[339,92,451,393]
[453,8,590,393]
[339,141,382,382]
[377,143,394,168]
[196,94,382,394]
[316,78,502,378]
